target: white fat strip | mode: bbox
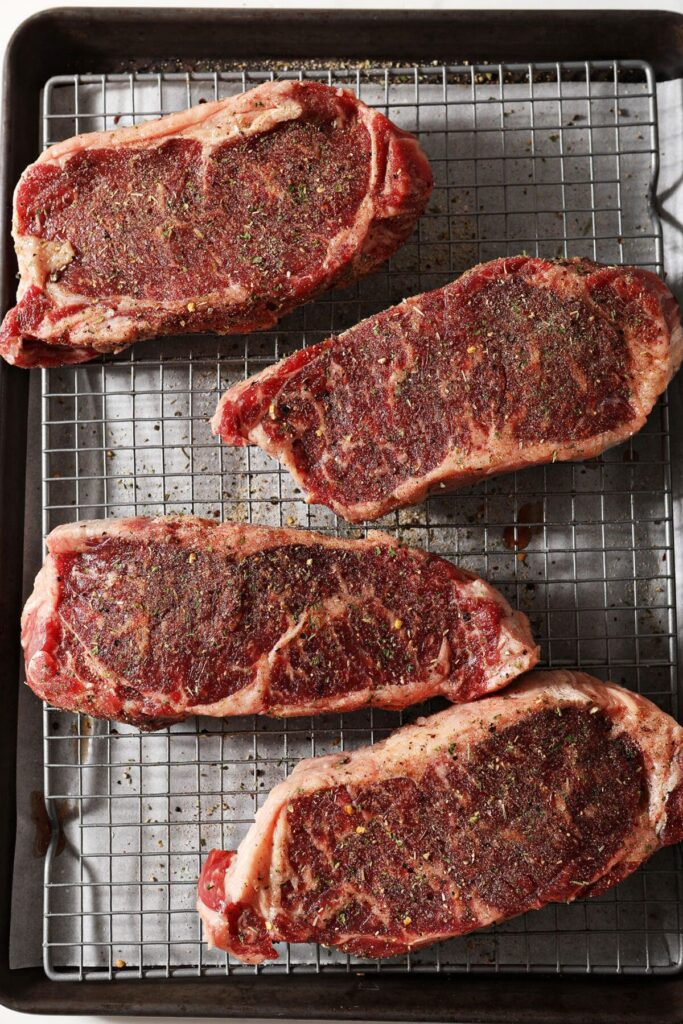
[16,235,75,295]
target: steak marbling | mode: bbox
[22,516,537,727]
[0,80,432,368]
[198,671,683,963]
[213,256,683,522]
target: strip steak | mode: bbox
[22,516,537,727]
[197,670,683,963]
[213,256,683,522]
[0,80,432,368]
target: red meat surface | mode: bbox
[198,671,683,962]
[0,80,431,367]
[213,256,683,522]
[22,515,537,727]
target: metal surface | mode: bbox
[39,61,681,981]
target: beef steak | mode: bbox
[0,80,432,368]
[198,670,683,963]
[22,515,537,727]
[213,256,683,522]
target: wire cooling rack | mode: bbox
[39,61,682,980]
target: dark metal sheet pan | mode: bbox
[3,7,683,1020]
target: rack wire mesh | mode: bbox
[39,60,682,980]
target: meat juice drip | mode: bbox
[502,500,545,552]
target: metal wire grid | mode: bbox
[37,61,681,980]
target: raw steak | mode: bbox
[213,256,683,522]
[22,516,536,727]
[0,80,432,368]
[197,670,683,963]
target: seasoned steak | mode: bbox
[213,256,683,522]
[0,80,432,368]
[22,516,537,727]
[198,671,683,963]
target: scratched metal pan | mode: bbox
[3,8,683,1022]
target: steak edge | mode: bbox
[0,80,432,368]
[197,670,683,963]
[213,256,683,522]
[22,515,537,727]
